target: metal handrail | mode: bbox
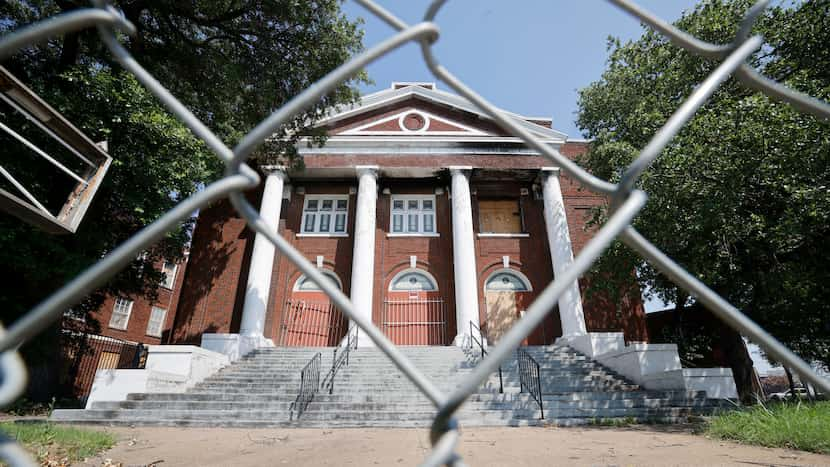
[290,351,321,420]
[469,321,503,394]
[323,325,358,394]
[517,347,544,419]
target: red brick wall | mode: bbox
[171,189,261,343]
[372,182,456,344]
[88,255,188,345]
[266,182,356,343]
[472,180,561,344]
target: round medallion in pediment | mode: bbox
[400,112,427,131]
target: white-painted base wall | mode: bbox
[201,333,274,362]
[557,332,738,400]
[85,345,229,409]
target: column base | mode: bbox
[555,332,624,358]
[452,333,473,349]
[354,329,376,348]
[201,333,274,362]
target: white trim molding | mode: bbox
[477,233,529,238]
[300,194,349,235]
[341,108,490,136]
[386,233,440,238]
[296,233,349,238]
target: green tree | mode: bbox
[576,0,830,398]
[0,0,367,398]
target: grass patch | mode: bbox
[588,416,638,426]
[706,401,830,454]
[0,421,115,464]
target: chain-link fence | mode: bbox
[1,0,829,465]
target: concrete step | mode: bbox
[124,390,707,404]
[51,406,709,427]
[46,414,704,428]
[195,381,636,392]
[91,396,719,412]
[52,343,717,428]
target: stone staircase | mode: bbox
[51,345,724,427]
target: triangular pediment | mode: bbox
[315,84,568,142]
[339,108,490,136]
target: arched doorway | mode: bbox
[382,269,446,345]
[483,269,533,344]
[279,270,347,346]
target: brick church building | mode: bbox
[55,82,738,425]
[167,82,648,356]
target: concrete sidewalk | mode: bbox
[77,425,830,466]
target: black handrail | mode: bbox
[469,321,503,394]
[323,325,358,395]
[517,347,544,419]
[290,351,321,420]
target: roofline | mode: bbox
[315,85,569,141]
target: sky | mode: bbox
[342,1,697,312]
[342,0,699,139]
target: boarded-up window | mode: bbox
[478,199,522,233]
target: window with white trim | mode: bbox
[293,270,343,291]
[146,306,167,337]
[160,261,177,289]
[390,195,436,234]
[109,297,133,331]
[301,195,349,234]
[390,270,438,291]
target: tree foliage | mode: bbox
[577,0,830,368]
[0,1,366,357]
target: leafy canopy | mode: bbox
[0,1,367,342]
[577,0,830,367]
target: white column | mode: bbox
[349,166,378,346]
[449,166,480,347]
[541,167,587,336]
[239,167,287,348]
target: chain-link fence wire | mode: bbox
[0,0,829,465]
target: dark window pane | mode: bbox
[423,214,434,232]
[408,214,418,232]
[304,213,316,232]
[334,214,346,232]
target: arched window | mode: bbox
[389,269,438,291]
[293,270,342,291]
[485,270,531,292]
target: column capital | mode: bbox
[448,166,473,177]
[261,165,288,179]
[355,165,379,178]
[541,167,561,178]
